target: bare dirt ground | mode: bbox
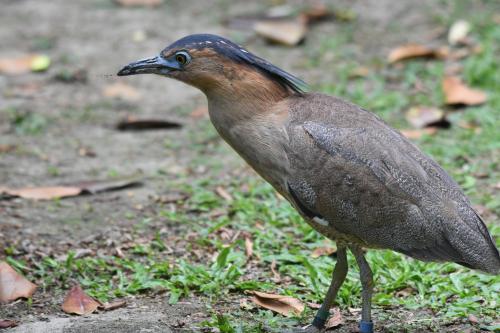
[1,0,497,332]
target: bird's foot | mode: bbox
[359,320,373,333]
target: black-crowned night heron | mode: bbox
[118,34,500,333]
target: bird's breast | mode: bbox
[207,104,291,195]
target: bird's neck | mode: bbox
[206,91,291,195]
[201,67,292,122]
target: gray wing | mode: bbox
[285,119,499,272]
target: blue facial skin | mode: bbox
[118,33,306,93]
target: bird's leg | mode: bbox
[284,246,348,333]
[350,246,374,333]
[310,246,348,331]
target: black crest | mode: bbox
[165,34,307,94]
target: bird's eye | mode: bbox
[175,51,190,65]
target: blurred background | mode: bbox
[1,0,499,332]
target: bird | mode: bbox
[118,34,500,333]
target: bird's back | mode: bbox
[283,93,500,274]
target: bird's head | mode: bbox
[118,34,306,100]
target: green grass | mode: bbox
[6,177,499,331]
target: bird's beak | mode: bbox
[117,55,178,76]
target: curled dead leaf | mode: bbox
[405,107,447,129]
[245,237,253,258]
[100,300,127,311]
[62,284,101,315]
[467,314,479,325]
[254,18,307,46]
[116,117,181,131]
[270,260,281,283]
[215,186,233,202]
[299,4,333,24]
[388,44,447,63]
[400,127,438,139]
[349,66,370,78]
[0,186,82,200]
[78,146,96,157]
[250,291,304,317]
[325,308,344,329]
[0,178,141,200]
[73,178,141,194]
[306,302,321,309]
[442,76,487,106]
[103,82,141,102]
[0,262,37,303]
[0,145,16,153]
[311,246,337,258]
[0,320,18,329]
[395,287,414,297]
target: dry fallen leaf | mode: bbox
[103,82,142,102]
[0,178,141,200]
[311,246,337,258]
[400,127,438,139]
[405,107,446,129]
[100,300,127,311]
[62,285,101,315]
[270,260,281,283]
[442,76,487,106]
[388,44,447,63]
[215,186,233,202]
[78,146,96,157]
[0,54,50,75]
[467,314,479,325]
[245,237,253,258]
[116,117,182,131]
[114,0,162,7]
[254,17,307,46]
[0,320,18,329]
[395,287,414,298]
[0,262,37,303]
[74,178,141,194]
[306,302,321,309]
[226,4,332,32]
[250,291,304,317]
[448,20,471,46]
[0,145,16,153]
[325,308,344,329]
[0,186,82,200]
[349,66,370,78]
[299,4,333,24]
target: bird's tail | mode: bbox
[452,210,500,275]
